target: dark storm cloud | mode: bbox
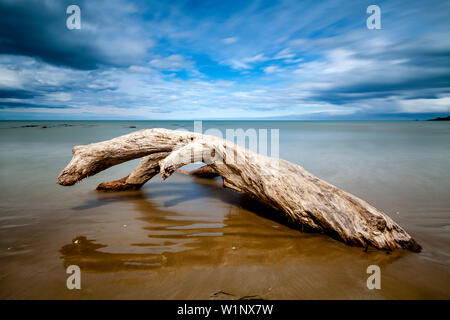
[313,74,450,105]
[0,101,70,109]
[0,0,151,70]
[0,89,40,99]
[0,0,100,69]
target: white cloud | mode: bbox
[263,66,282,74]
[222,37,239,44]
[227,59,250,70]
[128,65,156,74]
[398,96,450,113]
[284,58,304,64]
[149,54,195,71]
[227,54,268,70]
[273,48,295,60]
[0,67,22,88]
[45,92,72,102]
[243,54,268,63]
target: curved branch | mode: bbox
[97,152,169,191]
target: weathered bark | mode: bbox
[57,128,421,252]
[96,152,168,191]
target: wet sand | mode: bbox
[0,121,449,299]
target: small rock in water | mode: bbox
[123,224,128,228]
[210,290,236,299]
[232,246,236,250]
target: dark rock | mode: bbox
[427,116,450,121]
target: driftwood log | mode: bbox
[57,128,421,252]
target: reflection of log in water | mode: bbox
[60,182,406,274]
[60,236,165,273]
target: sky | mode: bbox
[0,0,449,120]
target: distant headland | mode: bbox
[427,116,450,121]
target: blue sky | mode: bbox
[0,0,449,120]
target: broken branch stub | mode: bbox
[57,128,421,252]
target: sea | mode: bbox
[0,120,449,299]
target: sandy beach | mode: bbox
[0,120,449,299]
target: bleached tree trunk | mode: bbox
[96,152,169,191]
[57,128,421,252]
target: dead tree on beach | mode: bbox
[57,128,421,252]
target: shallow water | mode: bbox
[0,120,449,299]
